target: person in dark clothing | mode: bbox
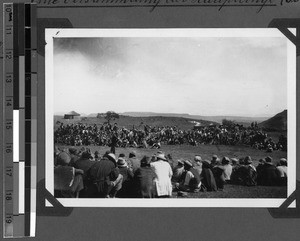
[116,157,134,198]
[88,153,122,198]
[133,156,156,198]
[127,151,140,173]
[68,147,80,167]
[233,156,257,186]
[172,160,184,183]
[256,158,265,185]
[230,158,242,184]
[54,151,84,198]
[110,132,119,154]
[73,151,98,197]
[212,165,225,190]
[74,152,95,178]
[200,160,217,191]
[242,156,257,186]
[258,156,280,186]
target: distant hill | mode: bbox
[55,111,270,125]
[87,113,98,117]
[122,112,269,124]
[259,110,287,131]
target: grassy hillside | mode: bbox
[122,112,269,124]
[259,110,287,131]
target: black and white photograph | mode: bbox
[45,29,296,207]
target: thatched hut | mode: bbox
[64,111,81,119]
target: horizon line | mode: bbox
[54,110,287,118]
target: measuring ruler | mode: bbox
[3,3,37,238]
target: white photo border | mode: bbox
[45,28,296,208]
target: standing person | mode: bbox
[110,131,119,154]
[134,156,156,198]
[150,152,173,197]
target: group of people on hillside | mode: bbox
[54,147,288,198]
[54,122,287,152]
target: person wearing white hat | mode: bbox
[150,152,173,197]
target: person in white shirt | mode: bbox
[221,157,233,181]
[150,153,173,197]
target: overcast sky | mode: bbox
[53,36,287,117]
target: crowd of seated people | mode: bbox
[54,122,287,151]
[54,147,288,198]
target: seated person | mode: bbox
[116,157,134,198]
[133,156,156,198]
[54,151,84,198]
[88,153,123,198]
[194,155,203,176]
[175,160,201,193]
[220,156,233,182]
[237,156,257,186]
[257,156,280,186]
[172,160,185,183]
[276,158,287,186]
[200,160,217,192]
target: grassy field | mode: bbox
[56,143,288,198]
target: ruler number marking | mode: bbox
[5,50,13,60]
[5,215,13,224]
[6,74,13,83]
[6,167,13,176]
[6,121,12,130]
[6,98,12,107]
[5,191,12,201]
